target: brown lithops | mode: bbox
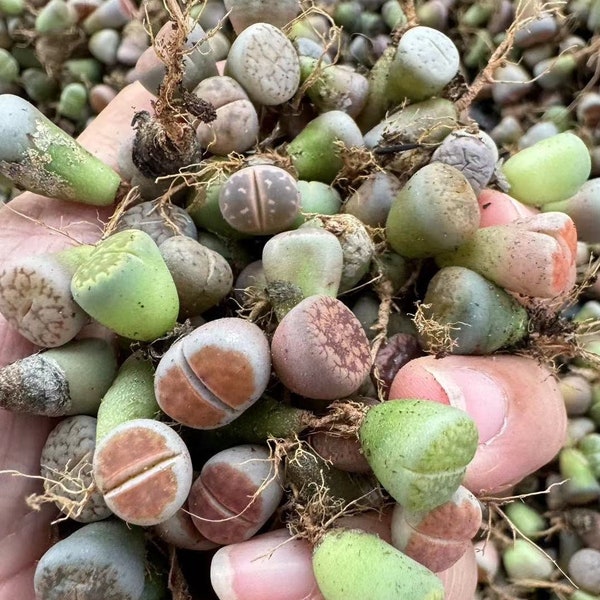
[188,444,283,545]
[93,418,193,526]
[154,318,271,428]
[271,295,372,399]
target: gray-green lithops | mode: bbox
[0,338,117,416]
[386,25,460,103]
[385,162,480,259]
[40,415,112,522]
[34,520,146,600]
[0,95,121,205]
[158,235,233,318]
[225,22,300,106]
[71,230,179,341]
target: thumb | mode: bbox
[389,354,567,495]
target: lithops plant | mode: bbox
[386,26,460,103]
[417,266,529,355]
[385,162,481,259]
[93,418,193,526]
[225,22,301,106]
[271,295,372,400]
[390,485,482,573]
[300,214,375,293]
[40,415,112,522]
[70,230,179,341]
[436,212,578,299]
[188,444,283,545]
[501,132,592,206]
[312,529,445,600]
[112,200,198,245]
[0,95,121,205]
[158,235,233,319]
[359,399,479,512]
[0,338,117,416]
[95,352,159,442]
[193,76,259,155]
[0,243,93,347]
[430,129,498,196]
[154,317,271,429]
[218,164,301,235]
[262,227,344,319]
[34,520,146,600]
[286,110,365,183]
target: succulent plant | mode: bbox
[71,230,180,341]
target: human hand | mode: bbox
[0,81,153,600]
[0,85,567,599]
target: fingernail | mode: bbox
[424,365,508,443]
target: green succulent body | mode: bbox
[71,230,179,341]
[0,94,121,205]
[359,399,478,512]
[419,266,528,354]
[312,529,444,600]
[502,132,591,206]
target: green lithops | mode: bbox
[71,230,179,341]
[0,94,121,205]
[385,163,480,258]
[359,399,478,512]
[286,110,365,183]
[312,529,445,600]
[386,26,460,103]
[502,132,591,205]
[418,266,528,354]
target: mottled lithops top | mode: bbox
[40,415,112,522]
[225,22,301,105]
[114,200,198,245]
[219,164,300,235]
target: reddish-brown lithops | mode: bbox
[271,295,372,399]
[154,318,271,429]
[188,444,283,545]
[153,503,219,551]
[93,418,193,526]
[218,164,300,235]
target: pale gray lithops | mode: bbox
[387,26,460,102]
[224,0,301,34]
[193,75,259,155]
[225,22,301,105]
[219,164,300,235]
[430,129,498,195]
[40,415,112,522]
[0,244,93,347]
[113,199,198,245]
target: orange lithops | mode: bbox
[154,318,271,429]
[93,418,193,526]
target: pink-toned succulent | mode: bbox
[271,295,372,400]
[391,486,482,573]
[436,211,577,299]
[477,188,539,227]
